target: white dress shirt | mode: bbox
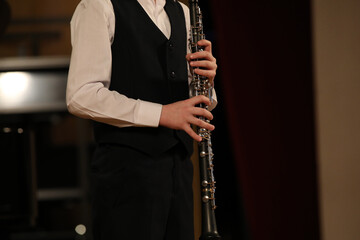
[67,0,216,128]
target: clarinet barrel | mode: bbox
[189,0,221,239]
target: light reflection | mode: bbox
[3,127,11,133]
[0,72,30,103]
[75,224,86,235]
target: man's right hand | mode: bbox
[159,95,215,142]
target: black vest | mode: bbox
[93,0,193,156]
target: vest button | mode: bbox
[169,42,174,49]
[170,71,176,78]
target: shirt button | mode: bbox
[170,71,176,78]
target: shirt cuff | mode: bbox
[208,88,218,111]
[135,100,163,127]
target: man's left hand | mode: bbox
[186,39,217,86]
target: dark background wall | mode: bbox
[206,0,320,239]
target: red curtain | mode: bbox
[209,1,320,239]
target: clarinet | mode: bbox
[189,0,221,239]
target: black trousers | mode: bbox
[90,143,194,240]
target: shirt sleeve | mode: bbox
[66,0,163,128]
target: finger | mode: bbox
[191,107,213,120]
[189,117,215,131]
[194,68,216,79]
[190,51,215,61]
[184,124,202,142]
[185,53,192,62]
[197,39,212,52]
[190,60,217,70]
[188,95,211,106]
